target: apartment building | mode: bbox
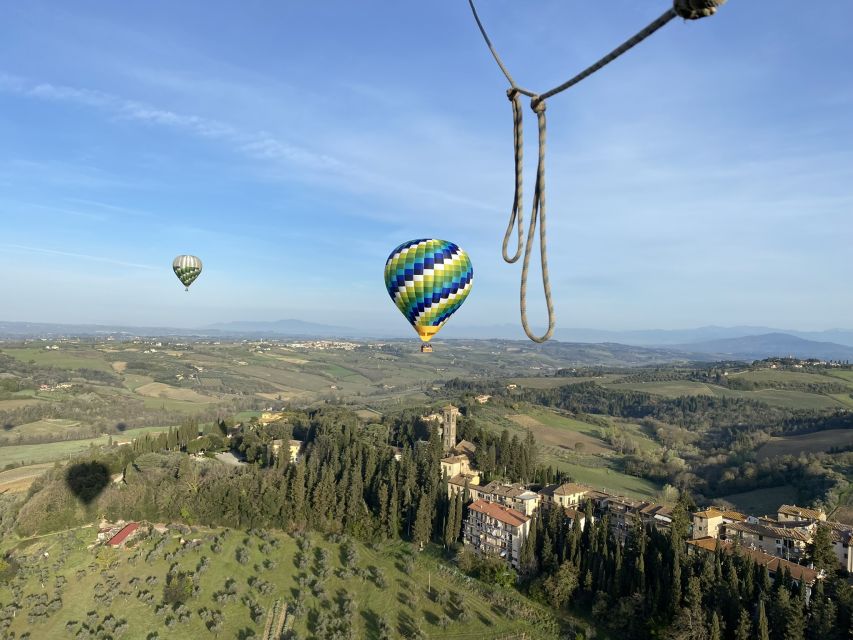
[469,481,541,516]
[464,499,531,569]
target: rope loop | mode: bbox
[502,88,525,264]
[518,95,555,343]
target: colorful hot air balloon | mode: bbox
[384,239,473,351]
[172,255,202,291]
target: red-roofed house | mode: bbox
[464,499,531,568]
[107,523,139,547]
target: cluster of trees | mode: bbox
[510,498,853,639]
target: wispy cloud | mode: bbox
[0,72,340,171]
[0,72,502,219]
[1,243,156,270]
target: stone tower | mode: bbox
[442,404,459,452]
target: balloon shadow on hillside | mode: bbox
[114,422,127,432]
[2,423,14,431]
[66,462,110,505]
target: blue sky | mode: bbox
[1,1,851,335]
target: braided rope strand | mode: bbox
[502,89,525,263]
[519,98,555,343]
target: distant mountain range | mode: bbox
[2,320,852,362]
[676,332,853,362]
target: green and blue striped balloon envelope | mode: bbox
[384,239,473,342]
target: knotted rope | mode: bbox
[468,0,725,342]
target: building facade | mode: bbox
[469,481,541,516]
[464,499,531,569]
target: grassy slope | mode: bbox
[0,527,555,640]
[0,426,173,467]
[477,406,661,500]
[603,377,848,410]
[718,486,799,516]
[756,428,853,460]
[2,346,114,372]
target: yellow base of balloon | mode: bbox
[415,325,441,342]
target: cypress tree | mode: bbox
[377,482,389,540]
[734,607,752,640]
[452,493,464,544]
[709,611,721,640]
[758,600,770,640]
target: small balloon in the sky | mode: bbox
[384,239,473,352]
[173,255,202,291]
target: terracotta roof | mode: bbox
[564,507,585,520]
[441,454,470,465]
[468,499,529,528]
[640,504,674,520]
[454,440,477,454]
[477,481,533,500]
[778,505,825,521]
[719,510,748,521]
[107,523,139,547]
[724,521,812,542]
[688,537,820,586]
[693,508,724,519]
[826,522,853,544]
[553,482,589,496]
[448,473,477,487]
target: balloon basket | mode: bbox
[420,344,433,354]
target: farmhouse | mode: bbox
[107,522,140,548]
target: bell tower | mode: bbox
[442,404,459,452]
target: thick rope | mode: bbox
[466,0,536,97]
[538,10,677,101]
[519,98,555,343]
[467,0,724,341]
[502,88,524,263]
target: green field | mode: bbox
[477,406,661,500]
[727,369,835,385]
[508,376,614,389]
[718,485,799,516]
[0,527,558,640]
[0,426,173,467]
[606,380,716,397]
[1,346,114,372]
[0,418,82,443]
[606,378,848,410]
[756,428,853,461]
[0,462,54,492]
